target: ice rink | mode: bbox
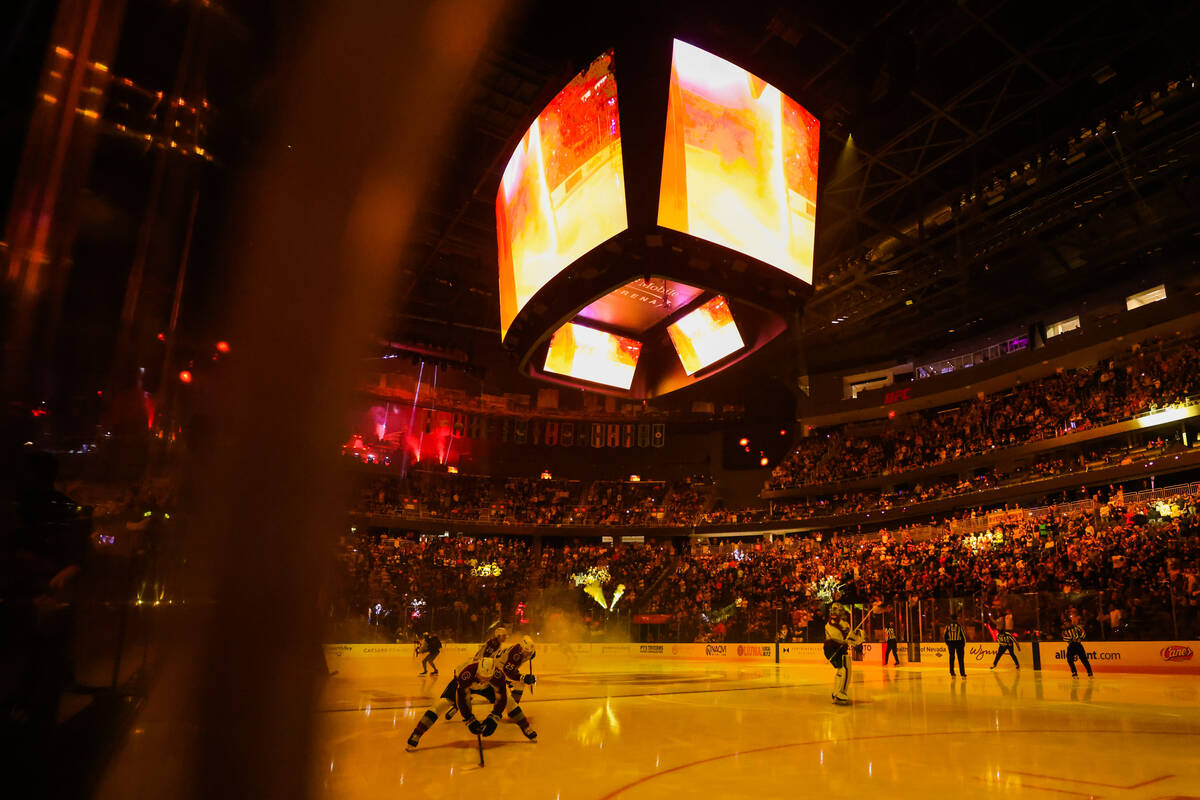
[316,652,1200,799]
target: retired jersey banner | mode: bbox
[592,423,605,448]
[560,422,574,447]
[637,423,651,448]
[531,419,542,446]
[514,418,527,444]
[453,413,466,435]
[544,421,558,446]
[607,423,621,447]
[623,423,635,448]
[652,423,665,447]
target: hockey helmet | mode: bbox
[491,626,510,642]
[828,603,847,620]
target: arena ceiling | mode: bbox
[387,0,1200,382]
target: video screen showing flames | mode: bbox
[496,51,628,339]
[542,322,642,390]
[658,39,819,286]
[666,295,745,375]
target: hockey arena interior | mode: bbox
[4,1,1200,798]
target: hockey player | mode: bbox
[990,630,1020,669]
[824,604,863,705]
[417,632,441,675]
[474,626,509,659]
[407,655,508,749]
[446,636,539,741]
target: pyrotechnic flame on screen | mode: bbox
[497,52,628,339]
[543,323,642,390]
[658,40,819,285]
[666,295,744,375]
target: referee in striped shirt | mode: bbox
[944,616,966,677]
[990,630,1020,669]
[1063,620,1093,678]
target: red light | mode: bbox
[96,390,103,396]
[738,437,749,447]
[779,429,786,436]
[178,370,193,384]
[888,410,896,419]
[759,456,769,467]
[216,341,230,353]
[156,332,165,341]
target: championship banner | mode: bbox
[560,421,574,446]
[531,419,542,446]
[544,421,558,446]
[637,423,651,448]
[652,423,665,447]
[623,423,635,448]
[607,423,621,447]
[592,423,605,448]
[514,418,528,444]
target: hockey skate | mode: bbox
[405,733,420,751]
[523,728,538,741]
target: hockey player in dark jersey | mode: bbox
[824,604,863,705]
[474,626,509,659]
[445,636,538,739]
[406,656,508,749]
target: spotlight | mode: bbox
[178,370,193,384]
[738,437,749,447]
[759,456,769,467]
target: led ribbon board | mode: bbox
[496,52,628,339]
[658,39,819,285]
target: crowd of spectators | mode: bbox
[355,472,715,527]
[337,486,1200,645]
[767,333,1200,490]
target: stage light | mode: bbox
[779,429,786,436]
[178,370,192,384]
[629,474,641,482]
[156,332,165,341]
[738,437,749,447]
[760,456,769,467]
[216,340,231,353]
[541,470,552,480]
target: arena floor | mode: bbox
[316,654,1200,799]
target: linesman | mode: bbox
[944,616,966,677]
[990,630,1020,669]
[1063,620,1093,678]
[884,625,900,666]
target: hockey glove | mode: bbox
[480,713,501,737]
[523,674,537,686]
[466,717,484,735]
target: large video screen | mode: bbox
[658,40,819,285]
[542,322,642,390]
[497,52,628,339]
[667,295,744,375]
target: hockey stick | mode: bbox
[477,733,485,767]
[527,653,535,696]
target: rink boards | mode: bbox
[325,640,1199,674]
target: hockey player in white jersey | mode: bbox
[824,604,863,705]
